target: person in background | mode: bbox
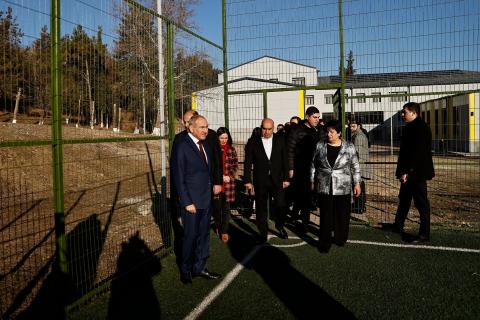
[394,102,434,242]
[244,118,290,242]
[359,123,371,148]
[310,120,361,252]
[350,120,370,213]
[290,116,301,125]
[213,127,238,243]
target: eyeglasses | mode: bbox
[261,127,273,131]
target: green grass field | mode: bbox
[68,219,480,320]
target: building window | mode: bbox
[292,77,305,86]
[305,95,314,105]
[357,93,366,103]
[372,92,381,103]
[325,94,333,104]
[390,91,407,102]
[348,111,384,124]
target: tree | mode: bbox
[25,25,50,124]
[339,50,356,76]
[174,49,220,116]
[0,7,24,113]
[62,25,107,128]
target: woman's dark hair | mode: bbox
[324,119,343,136]
[217,126,233,145]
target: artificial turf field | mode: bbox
[68,218,480,320]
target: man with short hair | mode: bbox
[244,118,290,242]
[171,115,222,284]
[287,107,325,233]
[394,102,434,242]
[173,110,222,192]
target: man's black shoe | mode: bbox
[180,272,192,284]
[297,223,308,235]
[276,226,288,239]
[411,235,430,243]
[401,232,418,243]
[194,269,221,280]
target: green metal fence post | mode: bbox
[50,0,67,275]
[338,0,346,138]
[222,0,229,128]
[167,22,175,152]
[263,90,268,118]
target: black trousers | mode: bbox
[395,178,431,237]
[317,193,351,249]
[255,177,286,239]
[213,193,230,234]
[291,171,314,225]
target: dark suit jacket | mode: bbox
[396,117,435,180]
[243,134,289,189]
[170,134,213,209]
[173,129,222,186]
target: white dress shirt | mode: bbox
[261,136,273,160]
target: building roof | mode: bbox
[318,70,480,88]
[226,55,317,72]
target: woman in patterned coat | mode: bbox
[214,127,238,242]
[310,120,361,252]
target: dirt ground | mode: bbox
[1,123,479,318]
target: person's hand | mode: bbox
[185,204,196,214]
[282,181,290,188]
[400,174,408,184]
[213,185,222,195]
[223,175,230,183]
[289,170,294,178]
[310,181,314,191]
[245,183,253,194]
[353,183,361,197]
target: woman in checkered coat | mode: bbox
[214,127,238,242]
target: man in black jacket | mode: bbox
[244,118,290,242]
[287,107,324,233]
[394,102,434,242]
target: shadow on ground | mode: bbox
[227,220,356,319]
[107,232,162,320]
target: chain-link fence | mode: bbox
[1,0,479,318]
[0,0,223,317]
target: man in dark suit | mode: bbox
[244,118,290,242]
[394,102,435,242]
[170,115,221,284]
[170,110,222,270]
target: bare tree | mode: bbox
[12,87,21,123]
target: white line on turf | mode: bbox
[347,240,480,253]
[184,244,264,320]
[185,235,478,319]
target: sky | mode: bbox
[193,0,222,46]
[2,0,479,74]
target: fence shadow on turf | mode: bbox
[227,221,356,319]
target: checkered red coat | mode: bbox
[217,145,238,203]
